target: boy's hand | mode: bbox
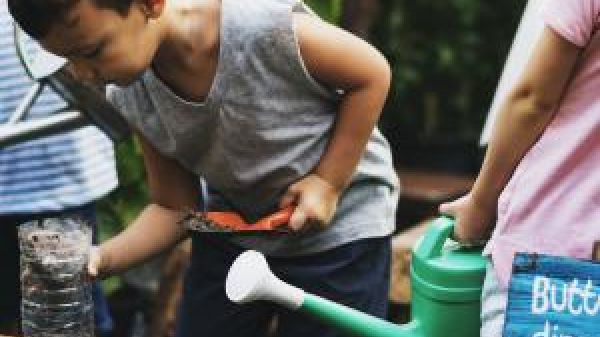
[280,174,341,232]
[438,193,495,246]
[87,245,107,281]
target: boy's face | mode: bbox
[40,0,161,86]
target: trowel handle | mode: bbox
[255,206,294,228]
[414,216,454,260]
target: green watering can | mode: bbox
[226,217,486,337]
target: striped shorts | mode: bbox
[480,261,508,337]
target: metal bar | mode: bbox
[0,110,87,147]
[46,69,130,142]
[8,82,44,124]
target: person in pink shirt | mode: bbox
[440,0,600,335]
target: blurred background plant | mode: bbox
[371,0,525,173]
[97,0,527,293]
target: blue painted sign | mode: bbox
[504,253,600,337]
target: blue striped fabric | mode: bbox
[0,3,118,214]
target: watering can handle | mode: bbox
[414,216,455,260]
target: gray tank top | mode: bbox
[108,0,399,256]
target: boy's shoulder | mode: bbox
[220,0,299,37]
[220,0,310,67]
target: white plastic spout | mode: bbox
[226,250,305,310]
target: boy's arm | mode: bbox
[440,27,581,242]
[280,13,390,230]
[295,13,391,191]
[96,133,197,276]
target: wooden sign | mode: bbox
[593,242,600,262]
[504,253,600,337]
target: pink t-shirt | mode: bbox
[484,0,600,289]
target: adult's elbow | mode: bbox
[509,83,559,117]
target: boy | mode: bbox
[9,0,398,336]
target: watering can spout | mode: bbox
[226,250,423,337]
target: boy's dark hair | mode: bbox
[8,0,135,39]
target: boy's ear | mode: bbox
[138,0,166,19]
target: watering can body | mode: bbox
[409,217,486,337]
[300,217,487,337]
[226,217,487,337]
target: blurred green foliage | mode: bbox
[96,139,148,243]
[371,1,526,148]
[305,0,342,22]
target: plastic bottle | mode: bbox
[18,217,94,337]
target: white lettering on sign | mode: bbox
[532,276,549,314]
[531,320,576,337]
[531,276,600,316]
[582,280,600,316]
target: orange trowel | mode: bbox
[180,206,294,234]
